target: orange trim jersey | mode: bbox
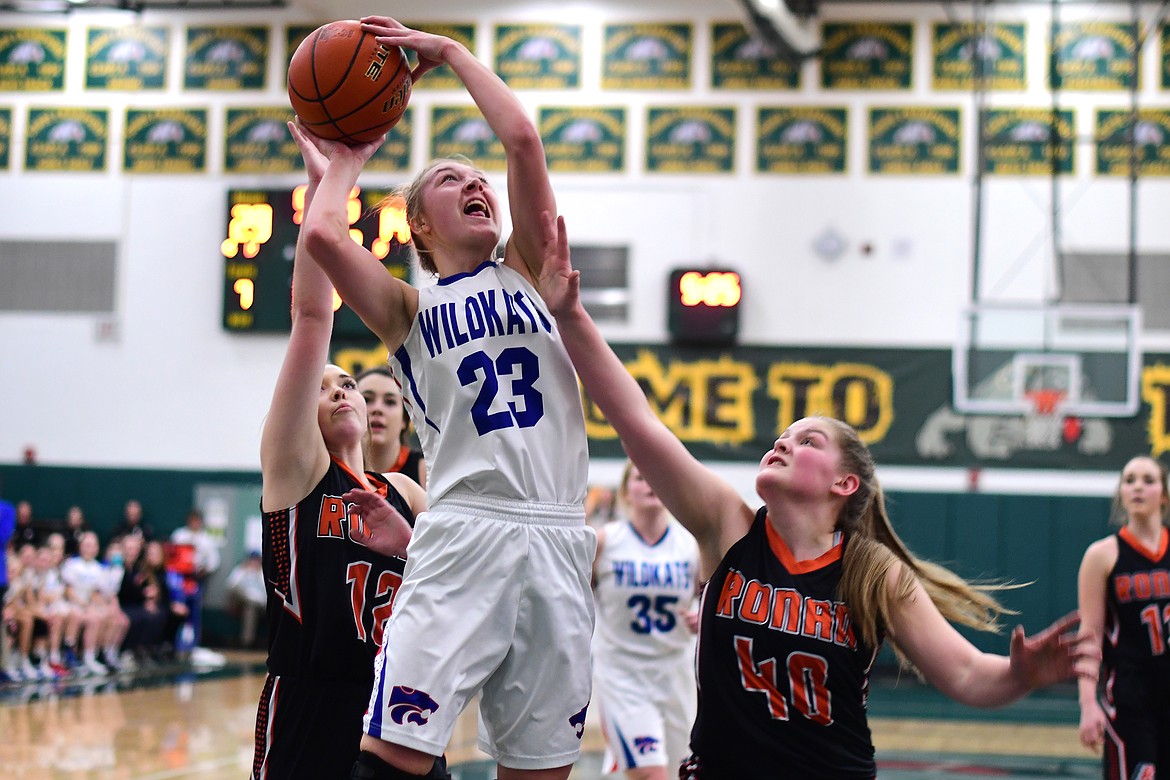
[253,458,416,779]
[687,507,880,779]
[261,457,414,683]
[1097,526,1170,780]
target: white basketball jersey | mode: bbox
[593,518,700,662]
[390,260,588,506]
[60,557,109,604]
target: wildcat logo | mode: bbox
[569,704,589,739]
[634,736,660,755]
[388,686,439,726]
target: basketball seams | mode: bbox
[288,20,410,145]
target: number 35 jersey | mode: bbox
[690,507,880,779]
[391,260,589,506]
[593,519,700,664]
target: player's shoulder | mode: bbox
[1081,534,1120,570]
[600,519,629,543]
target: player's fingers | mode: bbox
[556,214,569,259]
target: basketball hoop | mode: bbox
[1025,389,1067,416]
[1023,389,1069,448]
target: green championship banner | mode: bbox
[1163,22,1170,89]
[123,108,207,174]
[756,106,847,174]
[184,26,268,90]
[982,108,1074,175]
[539,106,626,173]
[0,107,8,169]
[85,25,168,91]
[402,23,476,90]
[1095,108,1170,176]
[430,105,507,171]
[932,22,1026,91]
[1050,21,1139,91]
[494,23,581,89]
[25,107,107,172]
[868,107,961,174]
[645,106,735,173]
[365,107,413,172]
[0,28,66,91]
[284,24,318,74]
[710,22,801,90]
[0,108,9,169]
[223,107,298,174]
[602,23,692,90]
[328,342,1170,469]
[820,22,913,90]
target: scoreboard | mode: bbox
[221,187,413,338]
[667,267,742,346]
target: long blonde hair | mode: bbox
[823,417,1014,666]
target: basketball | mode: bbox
[287,19,412,145]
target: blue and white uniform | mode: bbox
[367,260,596,771]
[593,518,699,775]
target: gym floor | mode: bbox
[0,652,1099,779]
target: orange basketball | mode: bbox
[287,20,412,145]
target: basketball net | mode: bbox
[1023,389,1068,448]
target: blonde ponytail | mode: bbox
[825,418,1015,668]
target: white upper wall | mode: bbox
[1,0,1167,479]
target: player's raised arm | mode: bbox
[537,213,754,576]
[259,124,336,510]
[362,17,554,286]
[295,126,418,352]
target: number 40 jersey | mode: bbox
[391,260,588,506]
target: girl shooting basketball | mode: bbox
[294,17,595,780]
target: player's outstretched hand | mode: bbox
[534,211,579,318]
[288,118,384,168]
[345,488,412,558]
[1008,611,1100,690]
[360,16,446,82]
[287,121,328,186]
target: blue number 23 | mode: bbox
[457,347,544,435]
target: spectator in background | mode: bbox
[17,541,74,679]
[116,534,161,669]
[62,506,93,558]
[110,499,154,543]
[142,539,187,660]
[224,551,266,649]
[0,493,14,678]
[61,531,127,675]
[3,543,36,680]
[42,533,82,671]
[13,501,41,548]
[168,509,220,653]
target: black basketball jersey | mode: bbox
[1103,526,1170,676]
[261,457,414,685]
[689,508,880,779]
[390,447,425,487]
